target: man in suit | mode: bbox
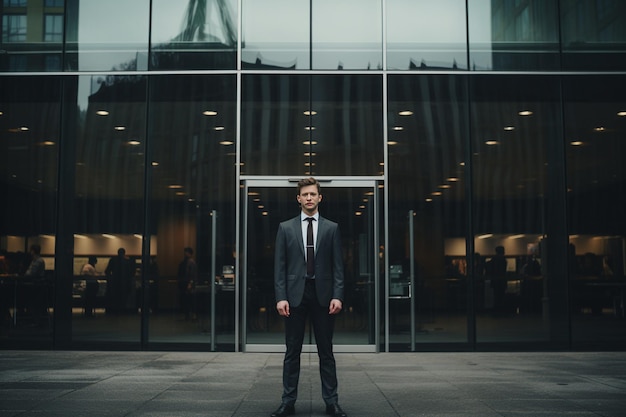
[271,177,347,417]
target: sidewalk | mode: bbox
[0,350,625,416]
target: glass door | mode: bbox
[242,178,379,352]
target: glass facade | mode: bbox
[1,0,625,352]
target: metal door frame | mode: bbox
[239,176,381,353]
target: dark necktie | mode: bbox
[306,217,315,277]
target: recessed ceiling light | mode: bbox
[438,184,451,189]
[219,140,233,145]
[398,110,413,116]
[570,141,583,146]
[593,126,605,132]
[303,152,317,157]
[446,177,459,182]
[425,198,433,202]
[485,140,499,145]
[96,110,109,116]
[504,126,515,131]
[393,126,404,131]
[617,111,626,117]
[127,140,141,146]
[40,141,56,146]
[387,141,398,146]
[19,126,29,131]
[302,140,318,145]
[214,126,225,131]
[303,110,317,116]
[304,162,316,167]
[151,161,159,166]
[114,126,126,131]
[203,110,217,116]
[431,191,442,196]
[518,110,533,116]
[0,111,3,116]
[168,184,183,189]
[304,126,315,130]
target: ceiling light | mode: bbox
[134,234,143,239]
[570,141,583,146]
[617,111,626,117]
[304,162,316,166]
[302,140,318,145]
[446,177,459,182]
[303,152,317,157]
[425,198,433,202]
[219,140,233,145]
[40,141,56,146]
[0,111,3,116]
[485,140,499,145]
[127,140,141,146]
[593,126,605,132]
[151,161,159,166]
[19,126,29,131]
[102,234,116,239]
[114,126,126,131]
[214,126,225,131]
[355,211,362,216]
[431,191,442,196]
[96,110,109,116]
[387,141,398,146]
[504,126,515,131]
[305,126,315,131]
[303,110,317,116]
[168,184,183,189]
[518,110,533,116]
[398,110,413,116]
[477,234,493,239]
[203,110,218,116]
[393,126,404,131]
[438,184,451,189]
[262,211,269,216]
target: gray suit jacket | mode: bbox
[274,215,344,307]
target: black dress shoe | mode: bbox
[270,403,295,417]
[325,402,347,417]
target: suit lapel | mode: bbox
[291,216,305,256]
[316,216,327,251]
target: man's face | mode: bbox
[297,184,322,215]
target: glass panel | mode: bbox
[71,75,146,344]
[561,0,626,70]
[312,0,382,70]
[241,74,383,176]
[147,75,237,347]
[0,76,60,344]
[388,75,469,348]
[468,0,560,71]
[242,0,309,70]
[65,0,149,71]
[1,1,64,71]
[151,0,237,70]
[245,184,376,347]
[470,76,560,344]
[386,0,468,70]
[565,76,626,346]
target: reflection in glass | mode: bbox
[387,0,467,70]
[1,1,64,71]
[564,76,626,344]
[241,74,383,176]
[151,0,237,70]
[241,0,309,69]
[0,76,60,342]
[468,0,559,70]
[561,0,626,70]
[312,0,382,70]
[71,74,147,343]
[470,76,560,343]
[65,0,150,71]
[148,75,237,346]
[388,75,468,347]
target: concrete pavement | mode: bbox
[0,350,625,416]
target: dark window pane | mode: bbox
[468,0,560,71]
[151,0,237,70]
[470,76,561,343]
[564,75,626,345]
[388,75,469,347]
[561,0,626,70]
[241,74,383,176]
[71,75,147,343]
[147,75,237,345]
[0,76,60,344]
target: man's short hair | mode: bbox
[297,177,320,194]
[184,247,194,255]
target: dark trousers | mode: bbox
[282,279,338,406]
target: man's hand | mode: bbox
[276,300,290,317]
[329,299,342,315]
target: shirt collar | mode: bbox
[301,212,319,221]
